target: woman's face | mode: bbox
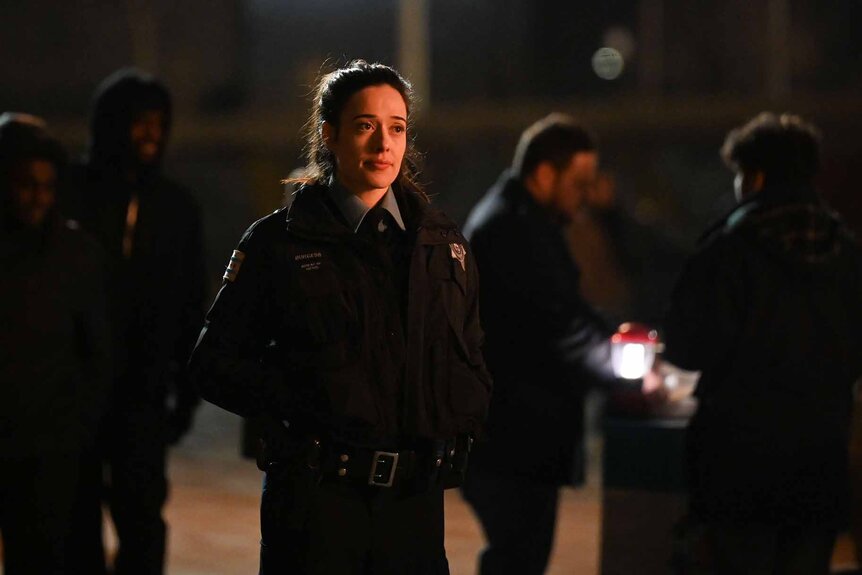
[323,84,408,197]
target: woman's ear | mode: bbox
[322,122,335,150]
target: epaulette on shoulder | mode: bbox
[239,207,288,247]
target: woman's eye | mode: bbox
[392,125,406,134]
[358,122,373,131]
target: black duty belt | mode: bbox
[315,436,472,489]
[320,442,442,488]
[258,426,473,490]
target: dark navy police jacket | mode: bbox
[190,182,491,452]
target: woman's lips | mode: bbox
[365,160,392,170]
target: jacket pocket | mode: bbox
[445,324,490,422]
[287,274,363,355]
[285,287,379,426]
[290,285,358,343]
[286,337,378,427]
[426,247,487,428]
[423,304,487,434]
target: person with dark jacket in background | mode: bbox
[461,114,617,575]
[658,112,862,574]
[0,113,110,575]
[190,60,491,574]
[65,69,206,575]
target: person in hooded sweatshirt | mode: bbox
[658,112,862,574]
[64,69,206,575]
[0,113,110,575]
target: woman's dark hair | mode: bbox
[300,60,425,197]
[512,113,596,179]
[720,112,821,184]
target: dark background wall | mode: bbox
[3,0,861,312]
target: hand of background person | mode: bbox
[641,366,670,406]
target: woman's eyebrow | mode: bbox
[351,113,407,122]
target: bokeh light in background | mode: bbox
[592,26,635,81]
[592,47,625,80]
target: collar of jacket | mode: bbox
[284,181,460,245]
[698,181,820,245]
[497,169,564,228]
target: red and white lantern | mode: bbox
[610,322,662,380]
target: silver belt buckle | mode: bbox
[368,451,399,487]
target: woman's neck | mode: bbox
[355,187,388,208]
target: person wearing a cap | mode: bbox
[0,113,110,574]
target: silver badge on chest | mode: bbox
[449,242,466,271]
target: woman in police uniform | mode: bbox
[190,60,491,574]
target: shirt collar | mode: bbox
[328,179,406,233]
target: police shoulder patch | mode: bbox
[223,250,246,282]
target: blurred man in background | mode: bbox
[659,112,862,574]
[65,69,206,575]
[461,114,616,575]
[567,171,687,327]
[0,113,110,574]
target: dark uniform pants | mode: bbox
[68,408,169,575]
[461,468,560,575]
[259,465,450,575]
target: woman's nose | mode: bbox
[372,128,390,151]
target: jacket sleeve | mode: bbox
[661,236,745,372]
[189,223,291,419]
[473,218,614,385]
[462,242,493,422]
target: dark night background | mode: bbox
[4,0,861,303]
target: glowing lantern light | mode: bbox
[610,322,661,380]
